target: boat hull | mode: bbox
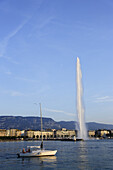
[17,150,57,157]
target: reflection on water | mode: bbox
[21,156,57,163]
[39,156,57,168]
[39,156,57,163]
[20,156,57,169]
[77,142,89,170]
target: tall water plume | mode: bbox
[76,57,87,140]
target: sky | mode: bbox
[0,0,113,124]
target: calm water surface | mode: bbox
[0,140,113,170]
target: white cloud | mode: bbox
[97,96,109,100]
[0,18,30,63]
[0,90,25,97]
[93,96,113,103]
[0,90,37,97]
[44,108,75,116]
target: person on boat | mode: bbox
[22,148,26,153]
[40,142,43,149]
[26,147,30,152]
[28,147,30,152]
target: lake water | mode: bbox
[0,139,113,170]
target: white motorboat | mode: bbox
[17,103,57,157]
[17,146,57,157]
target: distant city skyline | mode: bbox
[0,0,113,124]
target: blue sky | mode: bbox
[0,0,113,123]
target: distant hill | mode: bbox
[86,122,113,130]
[0,116,61,130]
[58,121,76,130]
[0,116,113,130]
[58,121,113,130]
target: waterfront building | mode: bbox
[24,128,76,139]
[20,130,25,137]
[111,130,113,134]
[16,130,21,137]
[9,129,17,136]
[34,130,54,139]
[6,130,10,136]
[56,128,76,139]
[0,129,6,136]
[96,129,110,137]
[25,130,34,138]
[88,130,95,137]
[0,128,80,139]
[34,131,41,139]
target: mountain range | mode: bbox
[0,116,113,131]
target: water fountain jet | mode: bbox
[76,57,87,140]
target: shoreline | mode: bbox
[0,137,113,142]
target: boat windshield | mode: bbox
[27,146,40,149]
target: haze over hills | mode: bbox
[0,116,113,131]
